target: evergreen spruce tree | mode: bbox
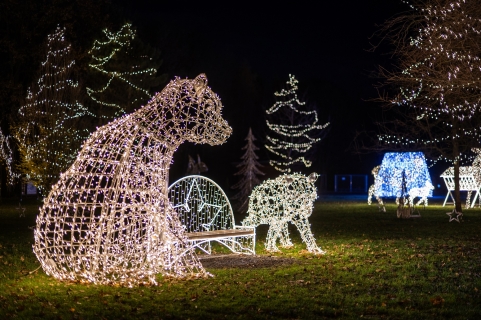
[265,74,330,173]
[232,128,264,213]
[86,23,166,120]
[11,26,87,194]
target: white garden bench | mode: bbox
[168,175,255,255]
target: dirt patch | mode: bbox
[198,254,298,269]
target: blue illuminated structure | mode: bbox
[375,152,433,198]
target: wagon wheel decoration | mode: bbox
[168,175,234,234]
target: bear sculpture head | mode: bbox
[141,74,231,147]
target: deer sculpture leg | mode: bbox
[291,215,324,254]
[279,222,293,248]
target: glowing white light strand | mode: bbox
[265,75,329,173]
[464,148,481,208]
[378,1,481,163]
[242,173,324,254]
[375,152,433,215]
[0,129,19,185]
[33,74,232,286]
[12,26,87,193]
[86,23,158,118]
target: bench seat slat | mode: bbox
[186,228,255,241]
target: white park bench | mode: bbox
[168,175,255,255]
[440,166,481,208]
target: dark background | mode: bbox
[4,1,449,195]
[114,1,422,192]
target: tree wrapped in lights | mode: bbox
[231,128,264,213]
[242,173,323,254]
[0,129,19,187]
[11,26,86,194]
[265,75,329,173]
[33,74,232,286]
[86,23,165,120]
[375,0,481,214]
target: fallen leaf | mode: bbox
[430,296,444,306]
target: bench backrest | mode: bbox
[441,166,481,191]
[168,175,235,233]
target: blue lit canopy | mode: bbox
[375,152,433,198]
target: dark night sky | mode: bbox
[116,1,412,190]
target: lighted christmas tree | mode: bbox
[375,0,481,214]
[0,128,18,186]
[265,74,329,173]
[232,128,264,213]
[86,23,165,120]
[11,26,87,194]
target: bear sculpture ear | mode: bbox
[193,74,208,98]
[308,172,319,183]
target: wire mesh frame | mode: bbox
[32,74,232,286]
[168,175,255,254]
[242,173,324,254]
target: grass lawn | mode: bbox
[0,196,480,319]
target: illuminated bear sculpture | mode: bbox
[33,74,232,286]
[242,173,324,254]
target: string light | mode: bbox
[86,23,159,119]
[265,75,329,173]
[378,1,481,205]
[11,25,88,193]
[375,152,433,203]
[242,173,324,254]
[33,74,232,286]
[0,130,19,185]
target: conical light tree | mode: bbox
[0,128,18,187]
[375,0,481,214]
[86,23,165,120]
[11,26,87,194]
[232,128,264,213]
[265,74,330,173]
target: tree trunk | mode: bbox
[454,160,462,213]
[452,133,462,213]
